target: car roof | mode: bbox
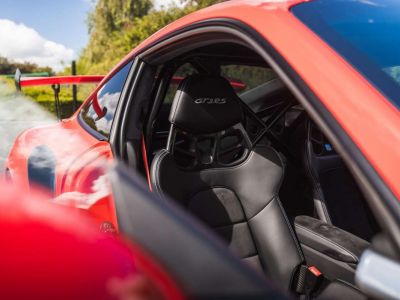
[84,0,400,200]
[104,0,306,79]
[77,0,308,116]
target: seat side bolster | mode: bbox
[249,197,305,290]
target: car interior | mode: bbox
[121,41,381,299]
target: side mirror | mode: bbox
[356,249,400,299]
[356,234,400,300]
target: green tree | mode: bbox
[79,0,152,74]
[0,56,53,75]
[77,0,223,74]
[187,0,225,8]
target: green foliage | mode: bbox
[221,65,277,92]
[187,0,225,8]
[0,56,53,75]
[32,99,83,119]
[22,84,95,102]
[0,77,83,118]
[77,0,224,74]
[88,0,152,33]
[0,78,17,97]
[79,0,153,74]
[21,84,94,118]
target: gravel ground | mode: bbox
[0,80,55,171]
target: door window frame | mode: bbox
[111,19,400,251]
[78,60,134,141]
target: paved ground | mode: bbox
[0,80,55,171]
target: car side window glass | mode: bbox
[163,63,198,104]
[81,61,133,138]
[220,64,277,94]
[149,63,197,152]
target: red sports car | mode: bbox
[6,0,400,299]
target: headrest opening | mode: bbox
[172,125,250,170]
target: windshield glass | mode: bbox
[292,0,400,108]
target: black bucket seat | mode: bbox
[150,74,304,291]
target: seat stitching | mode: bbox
[212,220,247,229]
[265,147,304,260]
[156,151,168,194]
[152,150,169,197]
[247,196,275,221]
[242,253,259,259]
[247,195,304,261]
[230,185,264,268]
[186,185,239,208]
[277,197,304,260]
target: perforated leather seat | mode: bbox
[151,75,304,290]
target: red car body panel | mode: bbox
[0,183,185,300]
[6,118,117,227]
[6,0,400,229]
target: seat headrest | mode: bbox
[169,75,243,134]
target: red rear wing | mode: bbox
[18,75,105,88]
[15,69,246,92]
[14,68,104,91]
[14,69,246,119]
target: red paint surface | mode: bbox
[116,0,399,199]
[6,0,400,233]
[0,183,185,300]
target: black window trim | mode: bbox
[78,104,108,141]
[113,18,400,251]
[78,60,134,141]
[111,58,147,159]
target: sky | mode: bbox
[0,0,177,72]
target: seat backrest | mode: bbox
[151,75,304,290]
[303,120,378,240]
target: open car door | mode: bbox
[108,164,288,300]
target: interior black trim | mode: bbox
[148,18,400,249]
[78,60,135,142]
[111,17,400,250]
[109,58,144,158]
[110,163,287,300]
[77,112,107,141]
[222,19,400,249]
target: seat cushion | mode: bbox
[151,145,304,289]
